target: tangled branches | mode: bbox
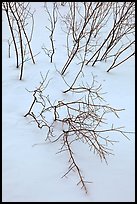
[86,2,135,72]
[24,72,131,193]
[60,2,112,75]
[56,2,134,76]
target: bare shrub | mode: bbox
[24,72,132,193]
[2,2,36,80]
[42,2,58,63]
[60,2,112,75]
[54,2,134,77]
[86,2,135,72]
[3,2,19,68]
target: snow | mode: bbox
[2,2,135,202]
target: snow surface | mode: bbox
[2,2,135,202]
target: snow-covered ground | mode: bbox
[2,3,135,202]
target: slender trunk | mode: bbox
[3,3,19,68]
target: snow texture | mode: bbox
[2,2,135,202]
